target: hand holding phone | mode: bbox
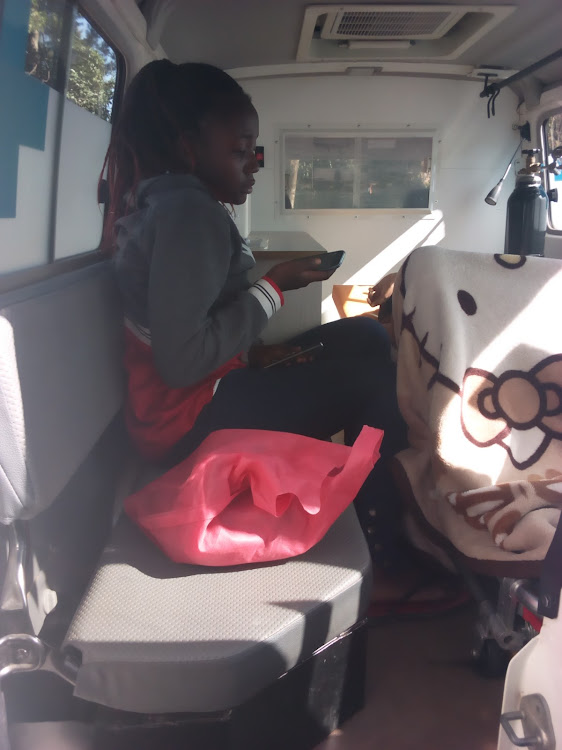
[266,251,345,292]
[304,250,346,272]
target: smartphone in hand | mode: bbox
[307,250,346,272]
[264,342,324,368]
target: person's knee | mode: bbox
[341,316,391,356]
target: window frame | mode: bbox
[46,2,125,266]
[0,0,125,280]
[541,107,562,237]
[278,127,437,216]
[46,1,125,263]
[0,250,105,295]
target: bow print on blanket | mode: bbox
[392,247,562,575]
[461,357,562,470]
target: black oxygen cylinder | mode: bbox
[504,150,548,257]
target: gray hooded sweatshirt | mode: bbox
[113,174,282,388]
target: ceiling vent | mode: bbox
[297,4,516,61]
[320,8,464,41]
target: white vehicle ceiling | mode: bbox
[136,0,562,93]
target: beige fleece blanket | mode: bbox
[392,246,562,575]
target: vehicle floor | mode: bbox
[8,603,505,750]
[315,602,505,750]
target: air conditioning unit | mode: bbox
[297,4,516,61]
[319,6,465,41]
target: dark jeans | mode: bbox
[172,317,409,568]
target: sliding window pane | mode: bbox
[67,11,117,122]
[359,137,432,209]
[26,0,67,91]
[284,136,356,209]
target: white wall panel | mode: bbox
[241,75,519,320]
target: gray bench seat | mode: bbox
[65,505,371,714]
[0,260,372,726]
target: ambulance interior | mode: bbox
[0,1,561,749]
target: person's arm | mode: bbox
[367,273,397,308]
[148,193,280,388]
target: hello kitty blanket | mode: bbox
[392,246,562,576]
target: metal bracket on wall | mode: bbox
[518,122,531,142]
[478,73,500,119]
[500,694,556,749]
[480,48,562,118]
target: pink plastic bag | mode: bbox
[125,426,383,566]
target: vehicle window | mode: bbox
[67,11,117,122]
[55,7,119,259]
[544,111,562,232]
[26,0,117,121]
[25,0,66,91]
[0,0,122,274]
[282,132,433,211]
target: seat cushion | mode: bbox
[64,506,371,714]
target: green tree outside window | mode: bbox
[26,0,117,122]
